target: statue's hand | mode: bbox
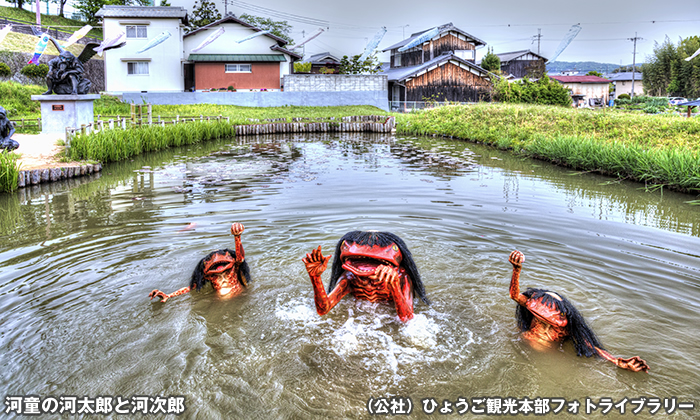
[230,222,245,236]
[303,246,330,277]
[371,265,400,287]
[509,250,524,268]
[616,356,649,372]
[149,289,169,303]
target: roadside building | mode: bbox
[606,72,644,97]
[549,75,611,107]
[96,7,301,93]
[306,52,342,74]
[494,49,547,79]
[183,14,301,91]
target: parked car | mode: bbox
[669,97,688,105]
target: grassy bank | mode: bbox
[397,104,700,194]
[0,5,102,39]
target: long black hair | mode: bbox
[189,249,251,291]
[328,231,429,305]
[516,288,604,357]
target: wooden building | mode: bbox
[381,23,494,105]
[494,50,547,79]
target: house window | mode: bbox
[126,25,148,39]
[225,64,252,73]
[394,53,401,67]
[127,62,149,75]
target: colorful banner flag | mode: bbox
[94,31,126,56]
[359,27,386,62]
[398,27,439,52]
[137,31,171,54]
[62,25,92,49]
[28,33,50,65]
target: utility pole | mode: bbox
[628,32,642,98]
[532,28,542,55]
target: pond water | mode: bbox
[1,133,699,419]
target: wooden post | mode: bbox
[147,104,152,125]
[130,103,135,125]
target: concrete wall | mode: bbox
[120,91,389,111]
[284,74,388,92]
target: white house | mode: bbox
[96,6,189,93]
[182,15,301,91]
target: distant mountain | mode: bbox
[546,61,635,74]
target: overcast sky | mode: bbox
[212,0,700,67]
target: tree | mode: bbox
[480,47,500,73]
[187,0,221,32]
[493,75,572,106]
[74,0,150,25]
[238,13,293,45]
[586,70,603,77]
[339,54,380,75]
[642,35,700,98]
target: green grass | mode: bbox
[396,103,700,193]
[0,81,44,118]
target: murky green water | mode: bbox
[1,133,699,419]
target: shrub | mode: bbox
[0,63,11,78]
[617,93,631,100]
[20,64,49,79]
[293,61,312,73]
[227,85,235,91]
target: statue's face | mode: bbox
[339,240,403,278]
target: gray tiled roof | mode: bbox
[380,52,493,82]
[96,6,188,21]
[495,49,548,63]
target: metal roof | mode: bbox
[95,6,188,22]
[307,52,341,64]
[605,72,643,81]
[188,54,287,62]
[382,23,486,52]
[380,52,493,82]
[678,100,700,106]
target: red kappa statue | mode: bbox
[303,231,429,322]
[508,250,649,372]
[149,223,250,302]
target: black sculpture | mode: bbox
[0,106,19,152]
[43,50,93,95]
[30,27,100,96]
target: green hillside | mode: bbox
[546,61,633,74]
[0,5,102,39]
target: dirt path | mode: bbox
[12,133,86,171]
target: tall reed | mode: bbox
[69,121,237,163]
[0,151,21,193]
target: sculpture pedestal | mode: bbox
[31,94,100,134]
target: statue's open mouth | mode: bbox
[342,256,395,277]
